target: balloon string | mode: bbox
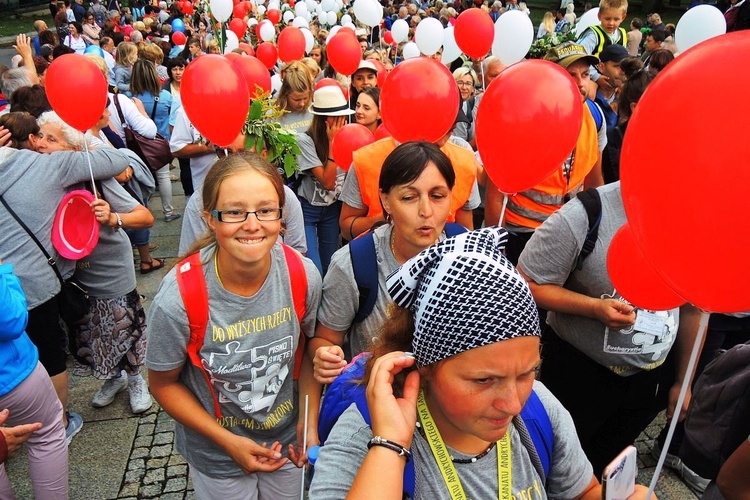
[299,394,309,500]
[83,140,98,200]
[499,192,508,226]
[646,311,709,499]
[481,61,486,92]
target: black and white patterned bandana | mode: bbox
[386,226,541,367]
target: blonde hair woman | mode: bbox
[275,61,315,135]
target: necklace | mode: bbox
[415,421,497,464]
[389,230,400,263]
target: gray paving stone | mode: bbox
[147,457,169,469]
[156,420,175,433]
[169,454,188,466]
[127,458,145,471]
[131,447,149,459]
[118,483,139,498]
[165,477,188,492]
[168,464,189,478]
[134,435,153,448]
[140,413,157,424]
[161,493,186,500]
[139,483,164,498]
[125,468,145,484]
[137,423,156,437]
[150,444,173,458]
[154,431,175,445]
[143,467,166,485]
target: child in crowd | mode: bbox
[576,0,629,89]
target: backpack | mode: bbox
[575,187,602,270]
[90,3,107,26]
[175,245,308,419]
[349,223,467,323]
[680,341,750,480]
[318,354,555,497]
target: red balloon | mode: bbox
[233,3,246,19]
[232,55,272,95]
[229,18,246,39]
[267,8,282,25]
[371,59,387,88]
[383,30,393,45]
[454,8,494,59]
[374,123,391,140]
[380,58,459,143]
[183,2,194,14]
[172,31,187,45]
[255,20,265,39]
[476,60,582,194]
[338,26,356,36]
[225,52,243,61]
[331,124,376,172]
[239,42,255,56]
[315,77,348,100]
[255,42,278,69]
[620,32,750,313]
[278,26,305,62]
[326,32,361,76]
[607,224,685,311]
[181,55,249,147]
[46,54,107,131]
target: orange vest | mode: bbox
[505,106,599,230]
[351,138,478,222]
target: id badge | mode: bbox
[633,310,668,336]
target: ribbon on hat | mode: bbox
[386,227,541,367]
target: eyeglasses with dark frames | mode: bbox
[210,208,283,223]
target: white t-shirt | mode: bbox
[169,106,217,192]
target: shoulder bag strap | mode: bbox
[149,95,159,120]
[112,94,127,129]
[0,194,65,286]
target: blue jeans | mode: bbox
[299,198,341,276]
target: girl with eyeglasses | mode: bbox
[146,152,322,500]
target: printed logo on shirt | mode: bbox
[513,479,544,500]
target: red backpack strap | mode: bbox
[281,244,308,380]
[175,253,222,419]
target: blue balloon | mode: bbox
[171,18,185,33]
[84,45,105,57]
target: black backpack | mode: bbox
[575,187,603,270]
[680,341,750,480]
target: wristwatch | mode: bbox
[114,212,123,229]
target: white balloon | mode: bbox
[329,25,341,36]
[326,10,338,26]
[343,22,356,30]
[675,4,726,53]
[335,0,343,10]
[271,73,282,96]
[415,17,443,56]
[292,16,309,28]
[209,0,232,23]
[256,4,266,15]
[492,10,534,65]
[268,1,280,10]
[305,0,316,10]
[283,10,295,23]
[248,17,259,27]
[295,2,308,15]
[574,7,599,36]
[352,0,382,27]
[301,27,315,53]
[260,20,276,41]
[223,30,239,53]
[442,26,461,64]
[391,18,409,43]
[321,0,335,12]
[403,41,421,59]
[316,4,324,17]
[341,14,352,25]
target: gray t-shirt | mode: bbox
[296,133,345,207]
[74,178,138,299]
[145,243,322,477]
[276,110,313,136]
[178,185,307,256]
[340,160,482,212]
[317,224,400,357]
[0,148,130,309]
[309,381,593,499]
[518,182,680,376]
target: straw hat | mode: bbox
[309,86,355,116]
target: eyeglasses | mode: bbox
[211,208,283,223]
[456,81,474,87]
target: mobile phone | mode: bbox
[602,445,637,500]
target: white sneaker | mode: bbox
[651,441,709,494]
[92,375,127,408]
[128,375,153,414]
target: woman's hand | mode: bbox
[326,115,347,142]
[0,126,11,148]
[313,345,347,384]
[366,352,420,448]
[114,166,134,183]
[222,437,288,474]
[90,198,114,227]
[288,421,319,468]
[594,298,636,330]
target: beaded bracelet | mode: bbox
[367,436,412,462]
[348,216,361,240]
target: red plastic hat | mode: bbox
[52,190,99,260]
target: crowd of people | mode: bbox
[0,0,748,498]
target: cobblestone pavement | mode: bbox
[4,171,701,499]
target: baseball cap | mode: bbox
[544,42,599,68]
[599,44,630,63]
